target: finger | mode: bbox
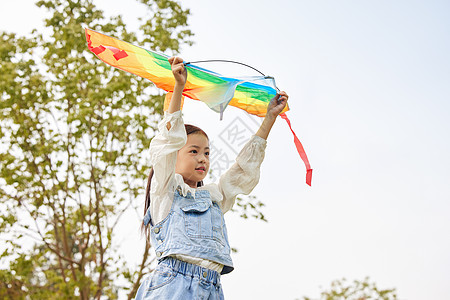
[271,93,281,101]
[273,93,285,104]
[279,98,288,105]
[168,57,175,64]
[279,91,288,98]
[276,95,287,105]
[173,65,185,74]
[173,56,184,65]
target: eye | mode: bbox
[205,151,210,156]
[190,149,198,154]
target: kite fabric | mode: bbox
[85,28,312,186]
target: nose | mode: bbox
[198,153,207,163]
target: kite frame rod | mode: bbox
[184,59,268,77]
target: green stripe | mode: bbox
[186,66,228,84]
[236,84,275,103]
[146,49,274,105]
[146,50,172,70]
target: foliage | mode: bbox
[301,277,398,300]
[234,195,267,222]
[0,0,192,299]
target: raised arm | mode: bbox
[167,56,187,115]
[151,57,188,196]
[255,91,289,140]
[218,91,289,213]
[146,57,188,224]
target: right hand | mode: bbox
[266,91,288,118]
[168,56,187,86]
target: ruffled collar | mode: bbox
[173,173,223,203]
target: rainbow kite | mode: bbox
[85,28,312,185]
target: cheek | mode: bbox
[175,153,182,168]
[183,155,197,169]
[175,153,191,171]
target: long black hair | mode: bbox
[141,124,208,234]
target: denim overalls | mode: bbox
[135,187,233,299]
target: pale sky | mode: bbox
[2,0,450,299]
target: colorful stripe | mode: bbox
[85,28,311,186]
[85,28,288,117]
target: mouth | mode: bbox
[195,166,206,173]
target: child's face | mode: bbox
[175,133,210,188]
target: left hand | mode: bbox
[168,56,187,86]
[266,91,288,118]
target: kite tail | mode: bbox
[280,113,312,186]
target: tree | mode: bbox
[301,277,398,300]
[0,0,192,299]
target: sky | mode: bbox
[2,0,450,299]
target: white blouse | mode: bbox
[148,110,267,271]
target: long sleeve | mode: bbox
[149,110,187,224]
[217,135,267,213]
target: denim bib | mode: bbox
[147,187,234,274]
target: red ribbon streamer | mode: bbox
[280,113,312,186]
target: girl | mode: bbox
[135,57,288,299]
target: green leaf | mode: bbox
[0,0,192,298]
